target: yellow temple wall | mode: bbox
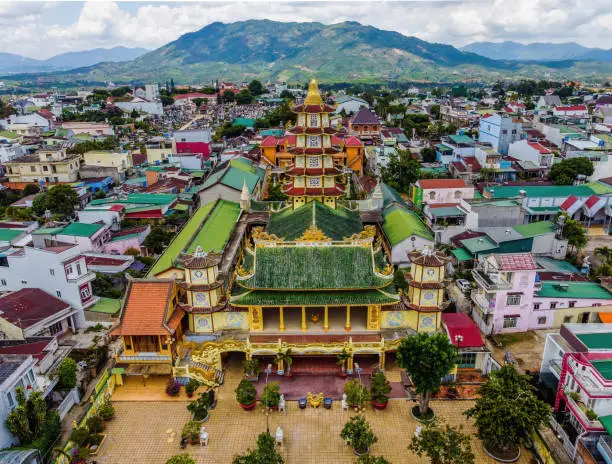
[154,268,185,280]
[381,310,418,329]
[261,146,277,165]
[192,312,249,333]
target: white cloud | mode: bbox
[0,0,611,59]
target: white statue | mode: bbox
[275,426,284,445]
[341,393,348,411]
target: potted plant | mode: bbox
[337,348,351,376]
[344,379,370,411]
[181,421,201,445]
[243,359,260,380]
[185,379,199,398]
[370,372,392,410]
[261,381,281,410]
[235,379,258,410]
[340,415,377,456]
[86,414,104,434]
[166,378,181,397]
[187,392,210,422]
[274,348,293,376]
[298,397,307,409]
[97,400,115,421]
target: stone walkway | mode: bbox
[96,360,535,464]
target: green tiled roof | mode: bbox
[88,297,121,314]
[448,134,475,145]
[460,236,498,254]
[537,282,612,299]
[233,117,256,128]
[239,246,392,290]
[186,200,241,254]
[585,182,612,195]
[429,206,466,218]
[513,221,555,238]
[483,184,597,198]
[381,183,407,207]
[382,204,433,246]
[591,360,612,381]
[435,144,453,152]
[0,130,19,139]
[148,200,217,276]
[267,202,362,241]
[31,227,65,235]
[452,248,473,261]
[202,159,264,194]
[576,332,612,350]
[60,222,104,237]
[231,289,398,306]
[0,229,25,242]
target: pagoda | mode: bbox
[283,79,345,209]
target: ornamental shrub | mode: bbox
[166,379,180,397]
[57,357,78,390]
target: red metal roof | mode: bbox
[442,313,484,348]
[0,340,51,361]
[124,210,163,219]
[109,204,125,212]
[344,135,363,147]
[418,179,467,189]
[560,195,579,210]
[0,289,71,329]
[495,253,537,271]
[585,195,601,209]
[527,142,552,154]
[260,136,279,147]
[555,105,587,111]
[85,255,128,267]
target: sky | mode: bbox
[2,0,612,60]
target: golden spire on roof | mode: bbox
[304,78,323,105]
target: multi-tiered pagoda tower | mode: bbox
[283,79,344,209]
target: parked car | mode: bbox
[456,279,471,293]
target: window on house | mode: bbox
[459,352,477,368]
[30,166,36,172]
[454,190,462,199]
[511,130,517,135]
[533,303,541,310]
[43,166,48,172]
[503,316,519,328]
[501,130,508,135]
[550,302,557,309]
[80,286,91,300]
[21,280,27,284]
[429,191,436,200]
[537,317,547,325]
[49,269,55,276]
[564,316,573,323]
[568,301,576,308]
[76,263,82,275]
[6,391,15,409]
[49,321,63,336]
[65,265,73,274]
[56,290,61,298]
[506,294,521,306]
[308,136,319,147]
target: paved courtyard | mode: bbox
[96,360,535,464]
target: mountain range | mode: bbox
[0,46,149,74]
[462,41,612,62]
[2,21,612,86]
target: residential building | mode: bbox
[539,324,612,464]
[83,253,134,273]
[595,95,612,108]
[172,128,212,159]
[1,113,51,135]
[536,95,562,110]
[595,107,612,124]
[32,222,111,253]
[508,140,554,178]
[102,226,151,255]
[478,113,522,155]
[0,288,78,339]
[553,105,589,118]
[470,253,612,335]
[59,122,114,137]
[4,146,81,185]
[114,97,164,116]
[86,193,179,221]
[81,150,132,182]
[0,141,26,164]
[0,245,96,321]
[411,178,474,209]
[435,134,476,164]
[348,107,382,141]
[198,157,266,204]
[0,354,39,449]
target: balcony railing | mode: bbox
[566,395,604,430]
[597,435,612,464]
[117,354,171,362]
[550,416,576,460]
[472,270,512,290]
[471,291,495,314]
[66,271,95,283]
[549,359,562,378]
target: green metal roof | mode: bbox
[186,200,241,254]
[202,159,263,194]
[535,257,579,273]
[600,414,612,436]
[89,193,177,206]
[537,282,612,300]
[31,226,65,235]
[267,202,362,241]
[513,221,555,238]
[60,222,104,237]
[0,130,19,139]
[0,229,25,242]
[233,117,256,128]
[448,134,475,145]
[109,233,140,242]
[435,144,453,152]
[88,297,121,314]
[231,289,398,306]
[591,360,612,381]
[148,200,217,276]
[173,203,189,211]
[460,236,498,254]
[576,332,612,350]
[526,206,560,214]
[239,245,392,290]
[381,183,407,208]
[586,182,612,195]
[382,204,433,246]
[452,248,473,261]
[429,206,466,218]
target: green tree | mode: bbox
[236,89,254,105]
[32,184,78,220]
[130,108,139,119]
[558,213,588,253]
[380,149,421,193]
[357,456,391,464]
[248,80,265,96]
[161,95,175,106]
[409,420,474,464]
[549,157,594,185]
[56,357,77,390]
[144,226,174,254]
[393,268,408,291]
[420,147,437,163]
[465,365,550,456]
[93,189,106,199]
[0,98,15,118]
[92,272,123,298]
[397,333,457,416]
[280,90,293,100]
[193,98,205,110]
[554,86,573,98]
[166,454,196,464]
[222,90,236,103]
[232,432,284,464]
[110,86,131,97]
[23,184,40,195]
[429,104,441,120]
[6,388,53,446]
[267,183,288,201]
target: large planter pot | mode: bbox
[240,401,257,411]
[482,444,521,463]
[269,404,279,411]
[411,405,436,424]
[371,400,388,410]
[352,446,370,456]
[324,398,333,409]
[298,398,307,409]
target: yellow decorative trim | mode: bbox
[296,225,331,242]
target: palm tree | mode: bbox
[274,348,293,375]
[595,246,612,265]
[337,348,351,373]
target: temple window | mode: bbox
[308,177,322,187]
[308,136,319,147]
[310,114,318,127]
[429,191,436,200]
[308,157,320,168]
[454,190,462,199]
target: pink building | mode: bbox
[173,129,212,159]
[102,226,150,255]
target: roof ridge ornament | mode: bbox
[193,245,207,258]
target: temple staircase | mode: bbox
[173,349,225,387]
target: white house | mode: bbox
[478,113,522,155]
[553,105,589,118]
[536,95,561,110]
[0,354,39,449]
[508,139,554,174]
[114,97,164,116]
[32,222,111,253]
[334,95,369,115]
[0,142,26,164]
